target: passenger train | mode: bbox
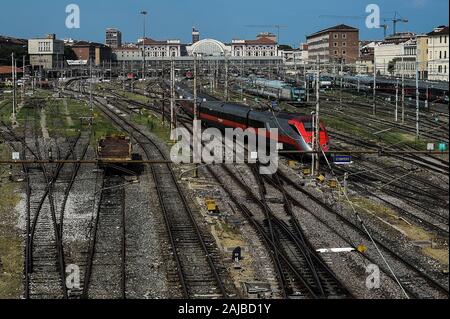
[237,77,306,102]
[330,74,450,103]
[177,86,329,153]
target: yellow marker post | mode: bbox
[357,245,367,254]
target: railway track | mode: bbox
[110,82,449,297]
[1,102,92,299]
[276,169,449,299]
[82,172,127,299]
[74,81,449,299]
[87,94,229,299]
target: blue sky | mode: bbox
[0,0,448,47]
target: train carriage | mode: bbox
[178,86,330,153]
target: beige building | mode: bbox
[427,26,449,81]
[113,37,182,61]
[231,33,278,58]
[28,34,65,70]
[416,35,429,79]
[137,38,181,58]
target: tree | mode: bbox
[387,60,396,76]
[278,44,293,51]
[0,45,27,66]
[64,46,77,60]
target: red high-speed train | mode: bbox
[178,87,330,153]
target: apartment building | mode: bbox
[105,28,122,48]
[306,24,359,64]
[427,26,449,81]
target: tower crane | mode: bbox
[385,12,408,35]
[319,12,408,37]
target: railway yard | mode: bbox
[0,65,448,301]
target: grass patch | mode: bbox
[0,99,12,123]
[131,109,171,144]
[114,89,151,103]
[324,115,432,150]
[0,145,23,299]
[323,116,375,141]
[352,196,449,266]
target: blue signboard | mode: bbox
[271,101,279,110]
[333,155,353,165]
[439,143,447,152]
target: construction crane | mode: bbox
[386,12,408,35]
[319,12,408,37]
[245,24,288,44]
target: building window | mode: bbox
[342,50,346,55]
[334,34,338,39]
[438,65,442,73]
[333,42,338,47]
[334,50,338,55]
[342,42,346,47]
[440,51,442,59]
[445,65,447,74]
[342,34,347,39]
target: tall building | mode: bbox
[416,35,429,80]
[106,28,122,48]
[192,27,200,44]
[306,24,359,64]
[427,26,449,82]
[28,34,65,70]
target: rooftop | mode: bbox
[427,25,449,36]
[0,65,23,75]
[137,37,180,46]
[71,40,109,48]
[307,24,358,38]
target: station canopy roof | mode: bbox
[191,39,229,57]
